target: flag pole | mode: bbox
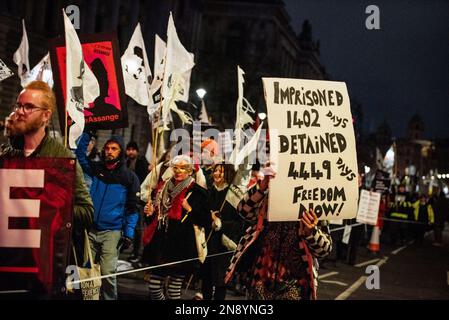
[145,62,166,208]
[64,108,68,148]
[62,9,68,148]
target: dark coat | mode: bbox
[127,155,149,184]
[143,182,211,276]
[205,185,245,287]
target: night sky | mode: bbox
[284,0,449,139]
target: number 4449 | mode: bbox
[288,160,331,180]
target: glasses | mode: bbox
[172,166,191,173]
[13,103,46,114]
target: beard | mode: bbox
[12,115,46,135]
[105,155,119,164]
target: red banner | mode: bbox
[0,158,75,297]
[49,33,128,132]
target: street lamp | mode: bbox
[196,88,210,124]
[258,112,267,121]
[196,88,207,99]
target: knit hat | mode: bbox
[126,141,139,151]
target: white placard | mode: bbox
[356,189,381,225]
[263,78,359,221]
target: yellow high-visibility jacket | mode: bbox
[389,200,413,220]
[412,201,435,224]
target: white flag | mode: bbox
[233,123,263,168]
[161,12,195,129]
[153,34,166,83]
[225,123,264,208]
[0,59,14,82]
[13,19,30,87]
[147,34,166,120]
[63,10,99,149]
[23,53,54,88]
[230,66,256,165]
[121,23,152,106]
[236,66,255,129]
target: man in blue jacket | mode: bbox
[76,132,139,300]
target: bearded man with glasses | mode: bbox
[0,81,94,298]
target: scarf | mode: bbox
[158,177,194,229]
[213,182,229,192]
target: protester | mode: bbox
[142,155,211,300]
[201,137,219,164]
[224,164,332,300]
[125,141,149,263]
[388,185,413,245]
[0,81,94,297]
[140,148,174,258]
[76,132,140,300]
[126,141,149,183]
[412,194,434,243]
[81,133,100,189]
[200,163,242,300]
[431,190,449,246]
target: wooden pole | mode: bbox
[64,108,68,148]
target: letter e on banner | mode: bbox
[0,169,45,248]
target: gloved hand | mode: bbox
[117,236,133,252]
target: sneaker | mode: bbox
[117,260,134,272]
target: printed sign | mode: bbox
[372,169,391,193]
[49,33,128,133]
[356,189,381,225]
[0,158,75,296]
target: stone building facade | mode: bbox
[0,0,326,150]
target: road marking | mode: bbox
[335,276,367,300]
[320,280,348,286]
[355,258,380,268]
[319,271,339,279]
[0,290,30,294]
[376,257,389,267]
[391,245,408,255]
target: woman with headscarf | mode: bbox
[142,155,210,300]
